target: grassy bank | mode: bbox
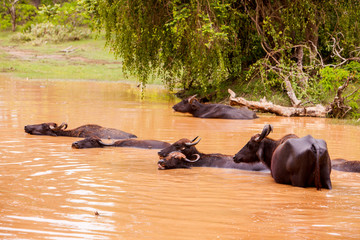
[0,31,162,84]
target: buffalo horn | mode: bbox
[49,122,68,131]
[185,137,201,146]
[191,136,199,142]
[255,124,273,142]
[98,139,115,146]
[58,122,68,130]
[183,154,201,163]
[188,94,197,104]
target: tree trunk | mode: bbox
[10,0,20,32]
[228,89,327,117]
[294,46,309,87]
[31,0,41,8]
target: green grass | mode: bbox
[0,31,162,83]
[0,58,126,81]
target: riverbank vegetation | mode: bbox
[1,0,359,119]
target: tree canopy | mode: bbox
[96,1,358,81]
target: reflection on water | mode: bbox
[0,77,360,239]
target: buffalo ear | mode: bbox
[190,101,199,110]
[256,147,264,163]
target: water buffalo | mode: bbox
[72,136,170,149]
[233,124,332,190]
[172,95,258,119]
[331,158,360,172]
[157,137,267,171]
[24,122,137,139]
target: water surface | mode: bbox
[0,77,359,239]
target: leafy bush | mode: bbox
[320,62,360,118]
[0,14,12,30]
[319,67,350,91]
[11,22,91,44]
[36,2,90,27]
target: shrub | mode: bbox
[11,22,91,44]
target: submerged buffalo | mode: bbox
[157,137,267,171]
[24,122,137,139]
[331,159,360,172]
[172,95,258,119]
[233,124,332,190]
[72,136,170,149]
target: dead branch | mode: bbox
[60,46,77,53]
[345,85,360,99]
[283,75,302,107]
[327,77,354,118]
[228,89,326,117]
[327,34,360,67]
[229,73,359,119]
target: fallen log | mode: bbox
[60,46,78,53]
[228,89,327,117]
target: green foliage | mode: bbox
[16,3,38,31]
[319,67,350,91]
[0,13,12,30]
[35,1,91,27]
[0,0,94,31]
[78,0,100,29]
[320,62,360,91]
[17,3,37,24]
[332,2,360,59]
[320,62,360,118]
[0,1,37,31]
[97,0,261,95]
[11,22,91,44]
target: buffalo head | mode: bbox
[24,122,68,136]
[172,95,199,113]
[158,136,201,159]
[158,151,200,170]
[72,136,113,149]
[233,124,273,163]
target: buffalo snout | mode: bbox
[157,159,166,170]
[24,125,31,133]
[72,142,80,149]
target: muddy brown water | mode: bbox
[0,77,360,239]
